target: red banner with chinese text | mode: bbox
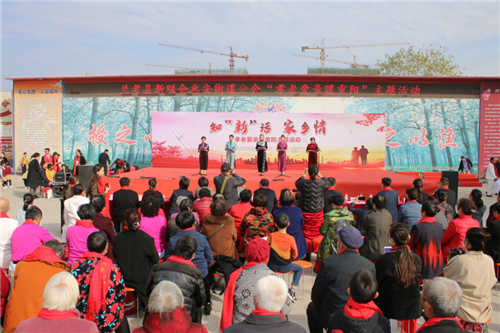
[478,83,500,177]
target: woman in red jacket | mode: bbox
[441,198,480,263]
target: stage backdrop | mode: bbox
[151,112,386,169]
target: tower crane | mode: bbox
[296,38,410,74]
[159,43,249,72]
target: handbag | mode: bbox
[22,172,28,179]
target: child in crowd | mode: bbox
[0,161,8,188]
[267,213,303,302]
[327,269,391,333]
[45,163,55,182]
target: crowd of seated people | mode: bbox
[1,161,499,333]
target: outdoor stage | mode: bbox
[103,165,439,199]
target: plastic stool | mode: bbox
[125,287,140,320]
[293,260,313,298]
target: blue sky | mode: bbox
[1,1,499,90]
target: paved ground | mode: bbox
[2,175,499,332]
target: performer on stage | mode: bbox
[198,136,209,175]
[72,149,86,175]
[225,134,237,171]
[255,134,268,176]
[306,137,319,167]
[277,135,288,176]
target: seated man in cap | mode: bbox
[225,275,306,333]
[213,163,246,209]
[307,226,375,333]
[418,277,467,333]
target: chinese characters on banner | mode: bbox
[88,124,143,146]
[119,82,422,97]
[379,126,459,149]
[0,96,13,158]
[478,83,500,176]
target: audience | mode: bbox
[16,193,34,223]
[168,177,195,218]
[469,189,486,226]
[376,224,422,333]
[359,195,392,261]
[240,193,275,255]
[317,195,355,271]
[143,178,165,209]
[90,194,116,262]
[0,197,19,270]
[112,177,139,231]
[113,209,159,310]
[272,189,307,259]
[87,164,111,198]
[377,177,399,223]
[15,272,98,333]
[308,226,374,333]
[70,231,128,333]
[444,228,496,331]
[441,198,480,263]
[193,188,212,226]
[214,163,246,208]
[63,184,90,241]
[418,277,467,333]
[220,238,292,331]
[66,204,100,265]
[295,165,330,256]
[426,195,449,230]
[254,178,278,213]
[150,234,205,323]
[4,240,69,333]
[435,189,455,223]
[485,192,500,225]
[168,198,200,239]
[63,175,79,200]
[225,275,306,333]
[485,204,500,263]
[327,269,390,333]
[194,176,215,200]
[267,213,302,302]
[398,188,422,229]
[229,188,253,246]
[134,281,208,333]
[413,178,428,205]
[436,177,457,209]
[0,269,9,323]
[11,206,54,265]
[202,199,238,260]
[410,201,444,279]
[140,195,167,257]
[323,177,342,214]
[27,152,42,196]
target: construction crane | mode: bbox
[296,39,410,74]
[159,43,249,72]
[145,64,212,72]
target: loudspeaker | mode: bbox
[54,172,65,182]
[78,165,94,191]
[441,171,459,202]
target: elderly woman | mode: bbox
[240,194,275,255]
[441,198,480,263]
[15,272,98,333]
[220,238,292,331]
[114,209,159,310]
[66,204,99,265]
[70,232,128,333]
[133,281,208,333]
[203,199,238,259]
[444,228,496,332]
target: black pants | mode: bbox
[203,275,211,303]
[114,316,130,333]
[22,165,28,186]
[307,302,325,333]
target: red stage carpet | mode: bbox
[104,166,439,199]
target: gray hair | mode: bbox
[148,281,184,315]
[423,277,463,317]
[255,275,288,312]
[42,272,79,311]
[176,196,188,207]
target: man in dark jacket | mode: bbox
[349,197,373,234]
[98,149,111,175]
[149,234,205,323]
[254,179,277,213]
[112,177,139,230]
[418,277,467,333]
[225,275,305,333]
[435,177,457,209]
[295,166,330,213]
[323,177,342,214]
[307,226,375,333]
[167,177,195,218]
[214,163,246,208]
[486,204,500,263]
[90,194,116,262]
[359,195,392,261]
[327,269,390,333]
[377,177,399,223]
[458,156,473,173]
